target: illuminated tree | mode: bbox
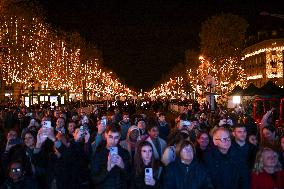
[188,56,247,96]
[0,0,136,100]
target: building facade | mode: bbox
[242,36,284,88]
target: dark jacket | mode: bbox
[130,165,162,189]
[59,140,91,189]
[91,142,131,189]
[231,141,258,189]
[0,177,38,189]
[31,139,66,189]
[163,158,213,189]
[204,147,242,189]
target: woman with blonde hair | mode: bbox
[251,147,284,189]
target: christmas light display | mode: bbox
[147,56,247,99]
[188,56,247,95]
[0,16,135,99]
[147,76,186,98]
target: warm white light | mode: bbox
[233,96,241,104]
[247,75,263,80]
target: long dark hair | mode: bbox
[134,141,156,176]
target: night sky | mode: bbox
[38,0,283,90]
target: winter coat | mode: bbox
[204,147,242,189]
[163,158,213,189]
[91,142,131,189]
[251,170,284,189]
[0,177,38,189]
[58,140,91,189]
[130,165,162,189]
[231,141,258,189]
[31,139,66,189]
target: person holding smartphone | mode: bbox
[91,124,131,189]
[131,141,162,189]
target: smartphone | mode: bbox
[145,168,153,179]
[101,118,107,127]
[109,147,118,156]
[80,125,86,136]
[8,138,22,145]
[42,121,51,128]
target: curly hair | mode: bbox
[253,147,282,174]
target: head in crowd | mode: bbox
[134,141,155,176]
[232,124,247,144]
[262,125,276,143]
[122,113,130,123]
[137,117,146,135]
[60,112,67,121]
[81,115,89,125]
[8,161,25,183]
[23,130,36,149]
[147,123,159,140]
[6,129,18,142]
[168,129,190,146]
[105,124,121,148]
[56,117,65,133]
[54,110,60,119]
[126,126,140,144]
[158,112,166,123]
[71,112,79,122]
[213,127,231,154]
[196,131,210,150]
[253,147,282,174]
[28,118,40,128]
[176,140,195,165]
[248,133,258,146]
[67,121,77,134]
[199,113,207,121]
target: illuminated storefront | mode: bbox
[242,38,284,87]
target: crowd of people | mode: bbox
[0,101,284,189]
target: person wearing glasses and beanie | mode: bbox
[204,127,242,189]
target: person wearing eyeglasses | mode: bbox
[204,127,242,189]
[1,161,38,189]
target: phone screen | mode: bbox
[101,119,107,127]
[109,147,118,155]
[145,168,153,178]
[43,121,51,128]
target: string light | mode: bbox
[188,56,247,95]
[0,16,136,99]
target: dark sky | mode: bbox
[38,0,283,90]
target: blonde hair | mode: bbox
[253,147,282,174]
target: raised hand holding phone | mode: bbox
[145,168,155,186]
[107,153,116,171]
[36,129,48,148]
